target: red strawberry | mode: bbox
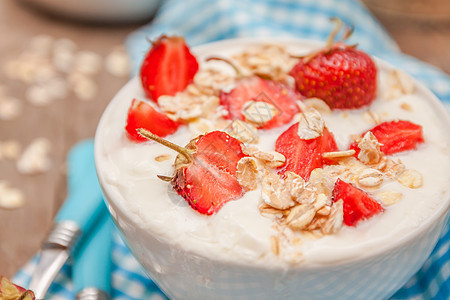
[350,120,424,156]
[140,35,199,102]
[290,20,377,109]
[0,276,35,300]
[220,76,300,129]
[332,178,384,226]
[275,123,338,180]
[125,99,181,142]
[193,130,245,175]
[138,129,247,215]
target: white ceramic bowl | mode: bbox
[20,0,162,23]
[95,38,450,299]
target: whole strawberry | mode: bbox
[290,19,377,109]
[140,35,199,102]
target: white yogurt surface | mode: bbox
[96,40,450,268]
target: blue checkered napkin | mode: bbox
[13,231,167,300]
[15,0,450,299]
[127,0,450,107]
[391,219,450,300]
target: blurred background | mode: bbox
[362,0,450,73]
[0,0,449,278]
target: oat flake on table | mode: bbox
[17,138,52,174]
[0,181,25,209]
[0,96,22,120]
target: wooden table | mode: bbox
[1,0,449,278]
[0,0,140,277]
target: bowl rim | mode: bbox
[95,36,450,269]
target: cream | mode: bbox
[95,39,450,269]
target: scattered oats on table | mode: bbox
[71,75,98,101]
[0,96,21,120]
[1,140,21,160]
[45,77,68,99]
[0,36,133,215]
[0,181,25,210]
[17,138,52,174]
[3,35,132,106]
[29,35,54,55]
[73,50,102,75]
[26,85,53,106]
[0,85,7,96]
[105,46,131,77]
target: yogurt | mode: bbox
[95,39,450,269]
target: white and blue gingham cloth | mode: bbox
[14,0,450,299]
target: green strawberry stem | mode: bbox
[137,128,194,162]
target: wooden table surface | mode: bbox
[1,0,449,278]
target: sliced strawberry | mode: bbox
[350,120,424,156]
[138,130,247,215]
[140,35,199,102]
[173,131,247,215]
[220,76,300,129]
[125,99,181,141]
[332,178,384,226]
[275,123,338,180]
[194,131,246,175]
[176,160,244,215]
